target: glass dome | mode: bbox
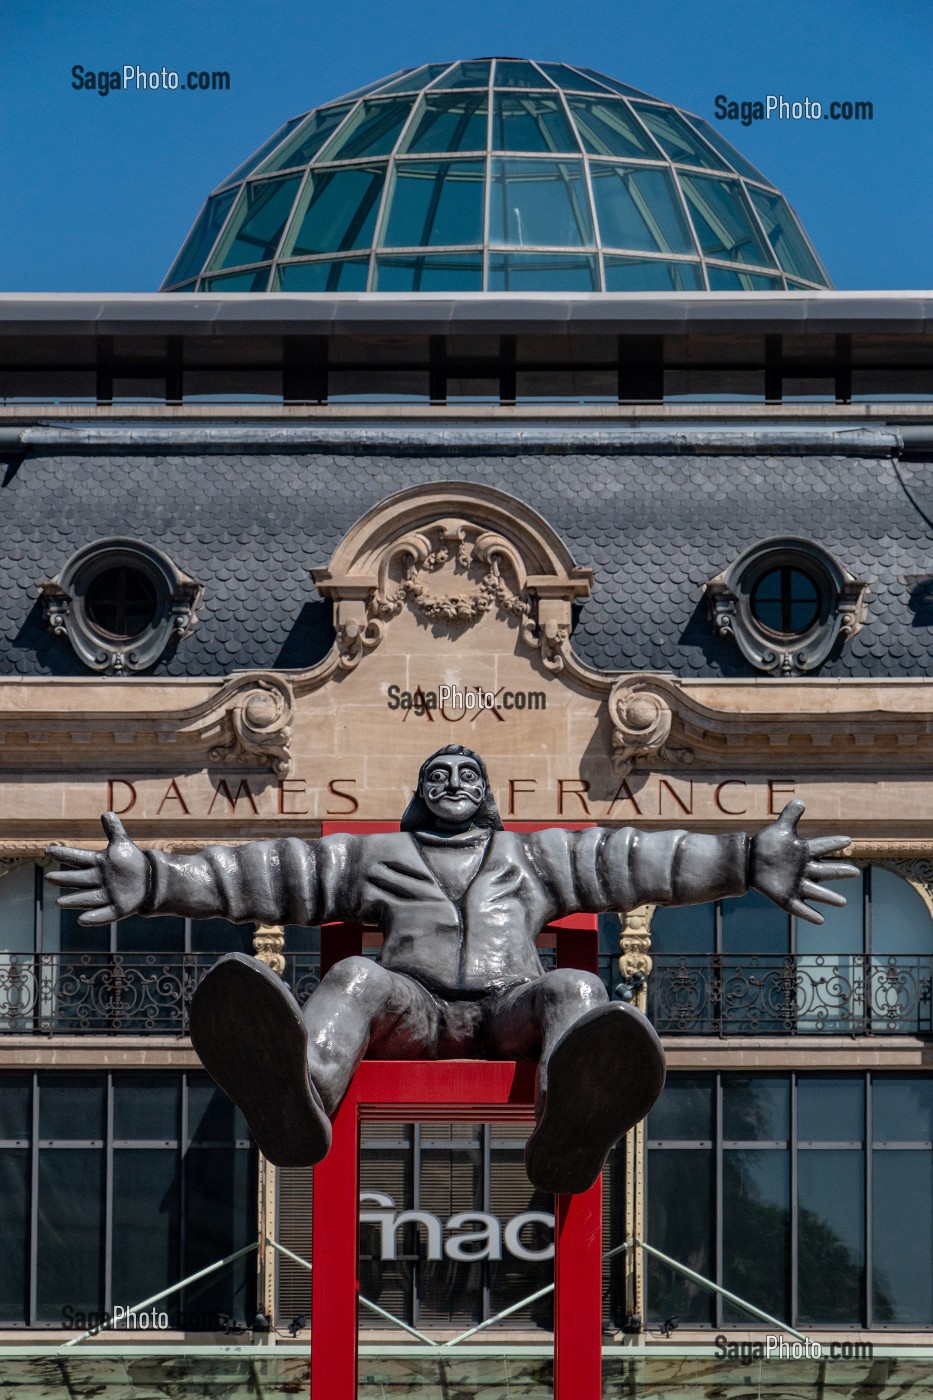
[162,59,832,294]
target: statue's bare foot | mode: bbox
[525,1002,666,1195]
[189,952,331,1168]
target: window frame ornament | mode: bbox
[705,536,868,675]
[39,538,203,675]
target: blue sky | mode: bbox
[1,0,928,292]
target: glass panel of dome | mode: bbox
[277,258,370,291]
[489,159,594,247]
[400,93,488,154]
[681,115,771,185]
[210,175,302,269]
[631,104,729,170]
[215,116,305,189]
[488,253,599,290]
[375,64,457,95]
[381,160,485,248]
[200,266,272,290]
[747,188,827,284]
[493,94,579,154]
[579,69,652,99]
[590,165,695,255]
[430,60,491,90]
[679,174,776,266]
[493,60,554,88]
[283,164,386,256]
[163,188,237,287]
[374,254,483,291]
[535,63,619,94]
[320,97,417,160]
[565,96,664,160]
[706,265,783,290]
[260,104,355,174]
[603,255,703,290]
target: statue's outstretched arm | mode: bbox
[46,813,330,926]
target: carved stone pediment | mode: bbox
[311,483,593,678]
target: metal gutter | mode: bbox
[0,421,909,455]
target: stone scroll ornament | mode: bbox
[46,747,856,1195]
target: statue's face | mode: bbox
[421,756,486,828]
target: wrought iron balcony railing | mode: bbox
[648,953,933,1037]
[1,949,929,1037]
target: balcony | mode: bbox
[648,953,933,1036]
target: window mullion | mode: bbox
[790,1070,798,1327]
[28,1072,39,1327]
[865,1072,873,1329]
[104,1072,114,1316]
[714,1072,723,1329]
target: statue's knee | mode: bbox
[540,967,608,1009]
[321,954,385,996]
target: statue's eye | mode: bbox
[429,770,446,782]
[462,769,479,782]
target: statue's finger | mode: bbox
[805,860,859,882]
[799,880,847,906]
[788,897,824,924]
[78,905,118,926]
[777,798,806,829]
[44,845,99,868]
[45,868,102,890]
[56,888,110,910]
[101,812,130,843]
[806,835,852,857]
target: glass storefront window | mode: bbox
[648,1071,933,1330]
[0,1071,255,1328]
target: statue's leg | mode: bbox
[486,971,666,1195]
[303,956,439,1114]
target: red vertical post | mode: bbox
[553,1179,603,1400]
[310,1080,360,1400]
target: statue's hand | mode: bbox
[749,799,857,924]
[45,813,149,925]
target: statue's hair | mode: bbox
[400,744,504,832]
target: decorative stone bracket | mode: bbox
[200,673,295,777]
[309,483,593,681]
[608,676,693,776]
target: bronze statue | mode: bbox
[47,745,856,1194]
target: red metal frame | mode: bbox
[309,819,602,1399]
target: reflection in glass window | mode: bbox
[375,254,484,291]
[381,161,485,247]
[590,165,694,254]
[375,63,456,95]
[648,1072,933,1329]
[679,174,775,266]
[683,115,771,184]
[260,104,355,173]
[401,93,488,153]
[430,60,491,90]
[706,265,783,290]
[489,159,594,247]
[200,266,272,291]
[277,258,370,291]
[164,189,237,286]
[535,63,616,94]
[212,175,302,269]
[493,60,551,88]
[215,116,305,188]
[632,104,729,169]
[285,165,386,256]
[488,253,599,291]
[493,94,578,153]
[747,187,826,283]
[603,256,703,290]
[566,96,664,159]
[321,98,416,161]
[579,69,651,99]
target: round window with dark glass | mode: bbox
[84,565,159,641]
[750,566,821,637]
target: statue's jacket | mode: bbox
[145,826,749,998]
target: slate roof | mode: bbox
[2,446,933,678]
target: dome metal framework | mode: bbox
[162,59,832,294]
